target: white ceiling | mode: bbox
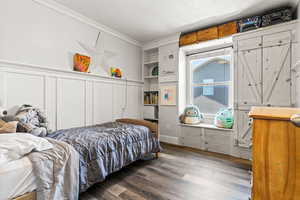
[54,0,299,43]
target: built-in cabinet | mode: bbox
[159,43,179,82]
[234,21,298,153]
[180,125,233,155]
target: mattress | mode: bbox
[0,157,37,200]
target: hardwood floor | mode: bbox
[80,143,252,200]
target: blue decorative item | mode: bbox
[214,108,234,129]
[180,105,203,124]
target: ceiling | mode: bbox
[54,0,299,43]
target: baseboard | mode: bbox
[159,135,180,145]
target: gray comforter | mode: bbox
[48,122,161,192]
[28,138,79,200]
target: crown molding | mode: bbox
[32,0,142,47]
[142,33,180,50]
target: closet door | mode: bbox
[236,110,252,148]
[237,37,262,108]
[262,32,292,106]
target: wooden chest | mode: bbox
[197,27,218,42]
[249,107,300,200]
[179,32,197,46]
[218,21,237,38]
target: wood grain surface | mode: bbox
[80,143,252,200]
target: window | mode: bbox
[187,48,233,118]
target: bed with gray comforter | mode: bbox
[47,121,161,192]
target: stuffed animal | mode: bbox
[0,107,7,118]
[214,108,234,129]
[14,104,50,137]
[179,105,203,124]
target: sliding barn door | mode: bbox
[262,32,292,107]
[237,37,262,107]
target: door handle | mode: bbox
[291,114,300,127]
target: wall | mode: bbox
[0,0,143,130]
[0,0,142,81]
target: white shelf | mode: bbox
[144,61,159,65]
[144,75,158,79]
[179,123,233,131]
[144,90,159,92]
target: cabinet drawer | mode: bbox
[182,136,203,149]
[204,129,232,144]
[181,126,201,137]
[204,129,232,154]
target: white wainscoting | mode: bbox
[0,60,143,131]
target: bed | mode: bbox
[8,119,160,200]
[0,157,37,200]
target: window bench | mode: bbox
[179,123,234,155]
[179,123,234,131]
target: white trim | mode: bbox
[0,59,143,85]
[32,0,142,47]
[185,47,234,119]
[159,135,180,145]
[143,33,180,50]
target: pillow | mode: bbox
[0,120,18,133]
[0,133,53,165]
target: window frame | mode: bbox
[186,47,234,121]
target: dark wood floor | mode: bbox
[80,143,252,200]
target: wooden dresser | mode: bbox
[249,107,300,200]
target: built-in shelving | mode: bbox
[143,48,159,123]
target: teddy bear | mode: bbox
[0,105,50,137]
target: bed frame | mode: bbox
[116,118,160,159]
[13,119,159,200]
[13,192,36,200]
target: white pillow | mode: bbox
[0,133,53,165]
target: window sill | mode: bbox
[179,123,234,131]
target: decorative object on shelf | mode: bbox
[237,16,262,32]
[73,53,90,73]
[144,91,158,105]
[179,105,203,124]
[218,21,237,38]
[214,108,234,129]
[160,85,176,106]
[261,7,292,27]
[151,65,159,76]
[78,31,117,75]
[110,67,122,78]
[197,26,219,43]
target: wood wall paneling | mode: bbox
[93,82,113,124]
[0,64,143,132]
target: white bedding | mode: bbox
[0,157,37,200]
[0,133,53,165]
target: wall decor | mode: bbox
[73,53,91,72]
[110,67,122,78]
[151,65,159,76]
[160,85,176,105]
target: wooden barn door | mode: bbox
[237,37,262,107]
[262,32,292,107]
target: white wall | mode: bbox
[0,0,142,81]
[0,0,143,130]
